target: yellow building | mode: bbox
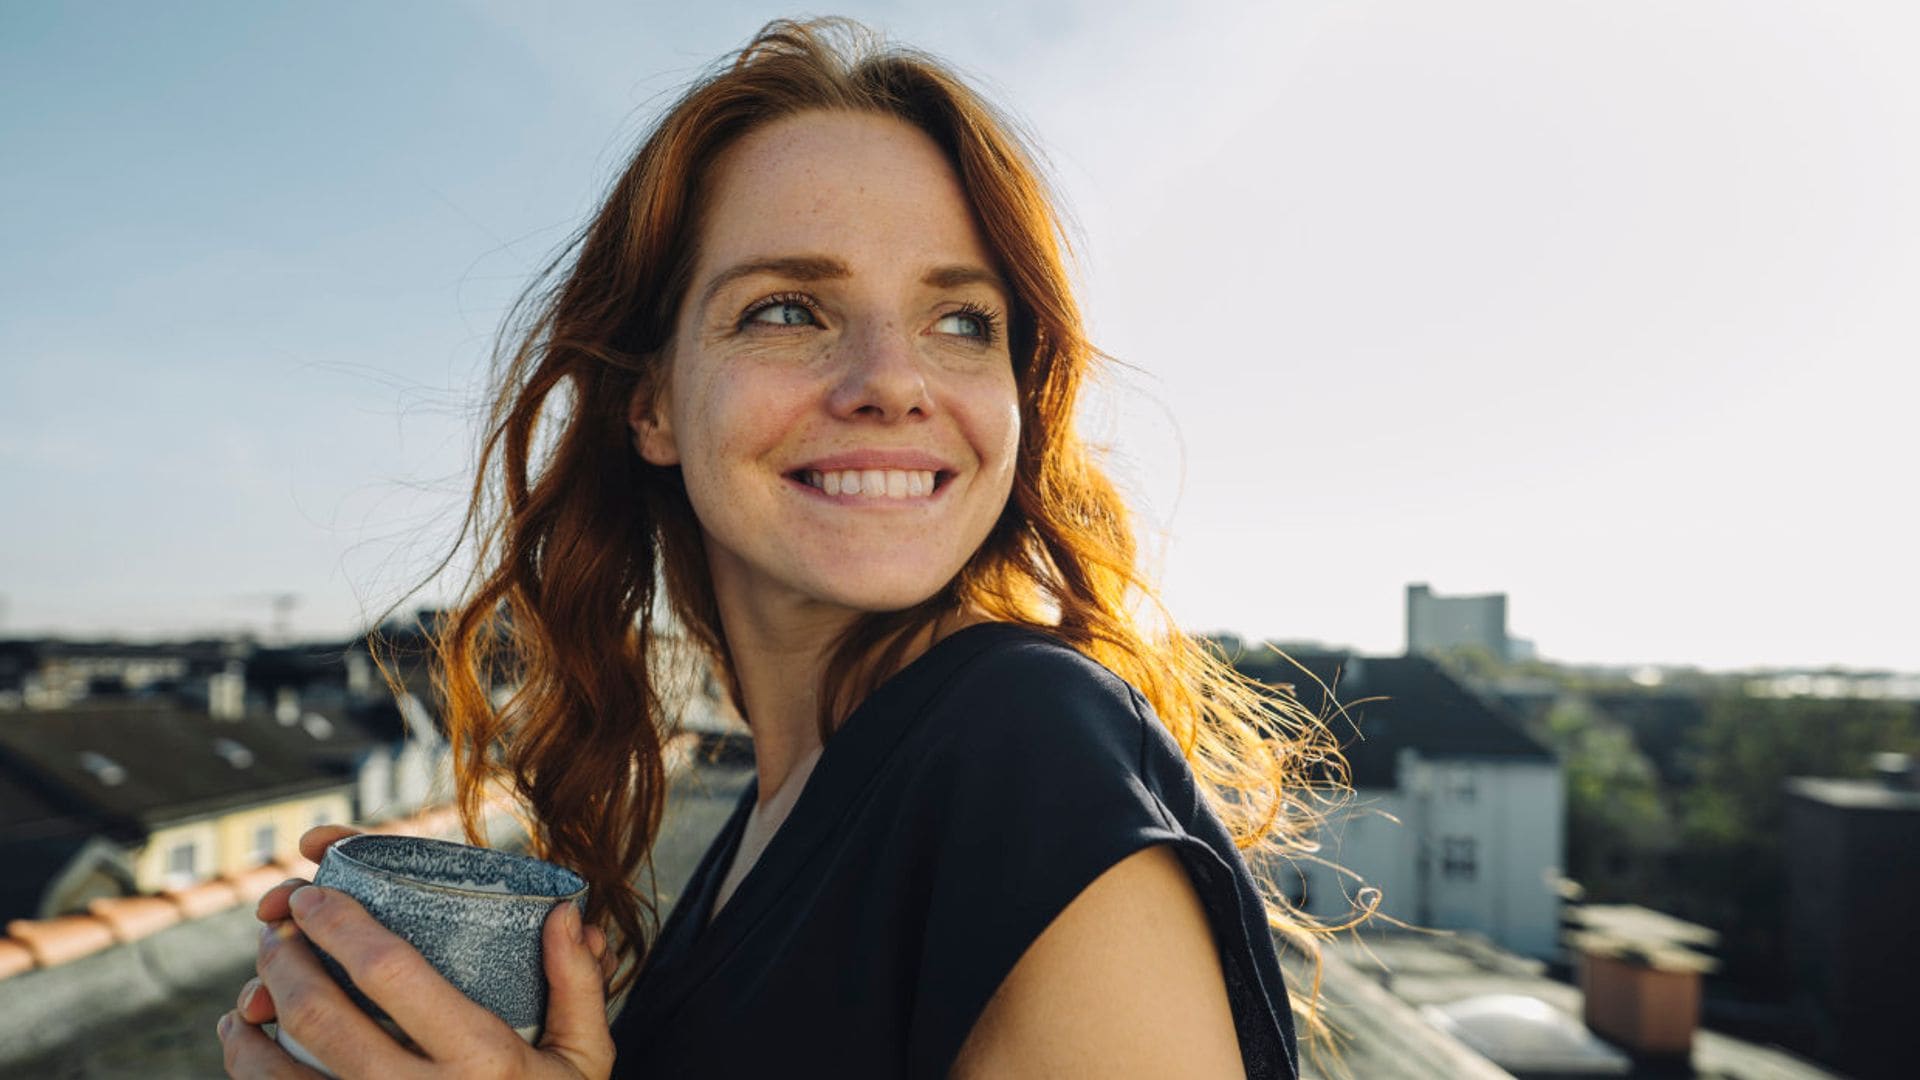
[0,702,364,918]
[132,790,354,893]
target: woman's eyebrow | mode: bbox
[921,263,1009,295]
[698,257,1010,317]
[699,255,849,315]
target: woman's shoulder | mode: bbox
[882,622,1208,839]
[919,622,1152,764]
[883,625,1299,1078]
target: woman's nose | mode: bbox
[826,319,931,421]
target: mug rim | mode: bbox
[327,834,588,903]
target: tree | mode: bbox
[1536,696,1675,899]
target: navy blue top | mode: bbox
[609,623,1299,1078]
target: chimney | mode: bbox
[346,648,373,699]
[1566,905,1719,1063]
[275,686,300,725]
[208,661,246,721]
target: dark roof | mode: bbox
[0,756,134,919]
[0,759,94,839]
[1235,650,1554,788]
[0,702,362,833]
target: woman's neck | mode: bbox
[723,610,844,809]
[713,589,983,809]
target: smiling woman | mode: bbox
[632,109,1023,623]
[217,16,1350,1080]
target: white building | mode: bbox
[1256,652,1565,959]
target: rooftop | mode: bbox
[1329,929,1840,1079]
[1564,904,1721,974]
[1236,649,1555,787]
[0,702,383,832]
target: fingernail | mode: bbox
[238,978,260,1012]
[567,903,584,944]
[217,1011,234,1039]
[289,885,323,916]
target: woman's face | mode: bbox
[630,110,1021,625]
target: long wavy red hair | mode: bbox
[394,16,1359,1038]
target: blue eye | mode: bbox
[934,311,985,337]
[747,299,818,327]
[935,303,1001,343]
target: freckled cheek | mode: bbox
[693,381,818,473]
[954,394,1021,482]
[930,365,1019,451]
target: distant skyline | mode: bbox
[3,1,1917,671]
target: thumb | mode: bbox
[538,903,615,1076]
[297,824,361,865]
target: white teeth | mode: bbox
[803,468,941,499]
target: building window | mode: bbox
[164,842,199,888]
[78,751,128,787]
[1442,836,1478,880]
[211,737,255,769]
[249,823,277,865]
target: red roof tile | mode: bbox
[164,879,240,919]
[4,914,115,966]
[0,937,33,980]
[87,895,182,943]
[225,864,287,904]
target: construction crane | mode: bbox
[227,592,300,643]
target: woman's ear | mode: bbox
[627,380,679,466]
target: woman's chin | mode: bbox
[796,570,961,617]
[827,586,952,615]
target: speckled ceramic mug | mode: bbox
[272,834,588,1076]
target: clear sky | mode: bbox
[3,1,1915,671]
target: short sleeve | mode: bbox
[901,634,1297,1079]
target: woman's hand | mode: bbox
[216,825,616,1079]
